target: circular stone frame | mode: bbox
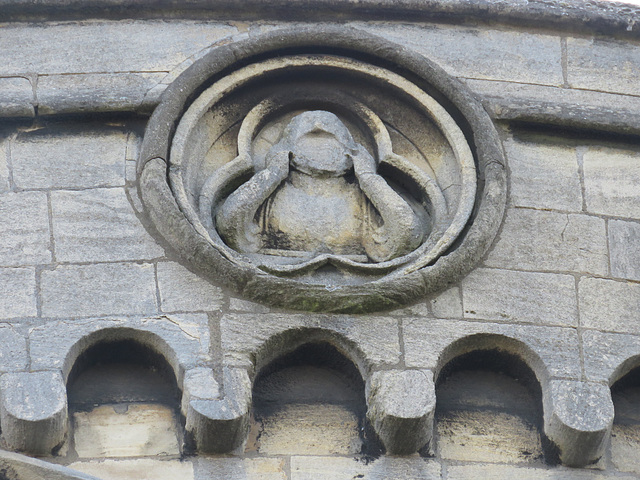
[138,26,507,313]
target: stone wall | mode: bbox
[1,1,640,479]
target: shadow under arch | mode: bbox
[64,327,185,459]
[609,354,640,472]
[434,333,555,464]
[248,327,382,457]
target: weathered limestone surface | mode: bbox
[609,219,640,281]
[579,278,640,334]
[11,128,127,189]
[567,37,640,97]
[71,459,194,480]
[0,192,51,266]
[447,464,621,479]
[0,77,34,118]
[0,325,27,371]
[502,140,582,211]
[359,23,563,86]
[485,209,608,275]
[0,135,10,193]
[461,268,578,326]
[0,268,37,319]
[583,146,640,219]
[194,457,286,480]
[51,188,164,263]
[157,261,223,313]
[41,263,158,318]
[290,456,441,480]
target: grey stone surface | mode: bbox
[182,367,220,415]
[0,450,102,480]
[157,261,223,313]
[579,277,640,334]
[38,72,166,115]
[567,37,640,97]
[220,313,401,372]
[403,318,581,380]
[0,267,37,319]
[447,464,618,479]
[361,23,563,86]
[194,457,286,480]
[367,369,435,454]
[0,136,9,193]
[462,268,578,326]
[40,263,157,318]
[0,324,27,371]
[609,219,640,281]
[430,286,462,318]
[544,380,614,466]
[0,76,34,117]
[0,191,50,267]
[290,456,441,480]
[229,297,270,313]
[0,21,236,76]
[12,129,127,189]
[29,314,211,378]
[186,367,251,453]
[583,146,640,219]
[502,139,581,211]
[51,188,163,263]
[71,459,193,480]
[485,209,608,275]
[465,78,640,136]
[582,330,640,384]
[0,371,67,454]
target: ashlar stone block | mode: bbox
[194,457,285,480]
[360,23,563,86]
[462,268,578,326]
[579,277,640,334]
[40,263,157,318]
[485,209,608,275]
[583,146,640,219]
[503,139,581,211]
[0,324,27,372]
[12,129,127,189]
[609,219,640,281]
[567,37,640,97]
[582,330,640,384]
[157,261,223,313]
[0,191,51,267]
[0,135,9,193]
[71,459,194,480]
[51,188,164,263]
[447,464,616,479]
[290,456,441,480]
[0,267,37,319]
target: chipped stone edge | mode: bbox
[138,25,507,313]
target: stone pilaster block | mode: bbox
[543,379,613,467]
[0,371,67,455]
[185,367,251,453]
[366,369,435,454]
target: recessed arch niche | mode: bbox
[66,336,182,459]
[609,361,640,474]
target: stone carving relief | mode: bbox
[138,27,506,312]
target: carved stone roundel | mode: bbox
[138,27,506,312]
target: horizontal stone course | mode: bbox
[0,191,51,267]
[567,37,640,97]
[0,21,237,76]
[462,268,578,326]
[359,23,563,86]
[194,457,285,480]
[0,77,34,117]
[11,129,127,190]
[51,188,164,263]
[0,268,37,320]
[403,318,581,379]
[447,464,618,479]
[40,263,157,318]
[583,146,640,219]
[608,219,640,282]
[37,72,166,115]
[502,139,581,211]
[290,456,440,480]
[485,209,608,275]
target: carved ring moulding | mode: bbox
[138,28,506,312]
